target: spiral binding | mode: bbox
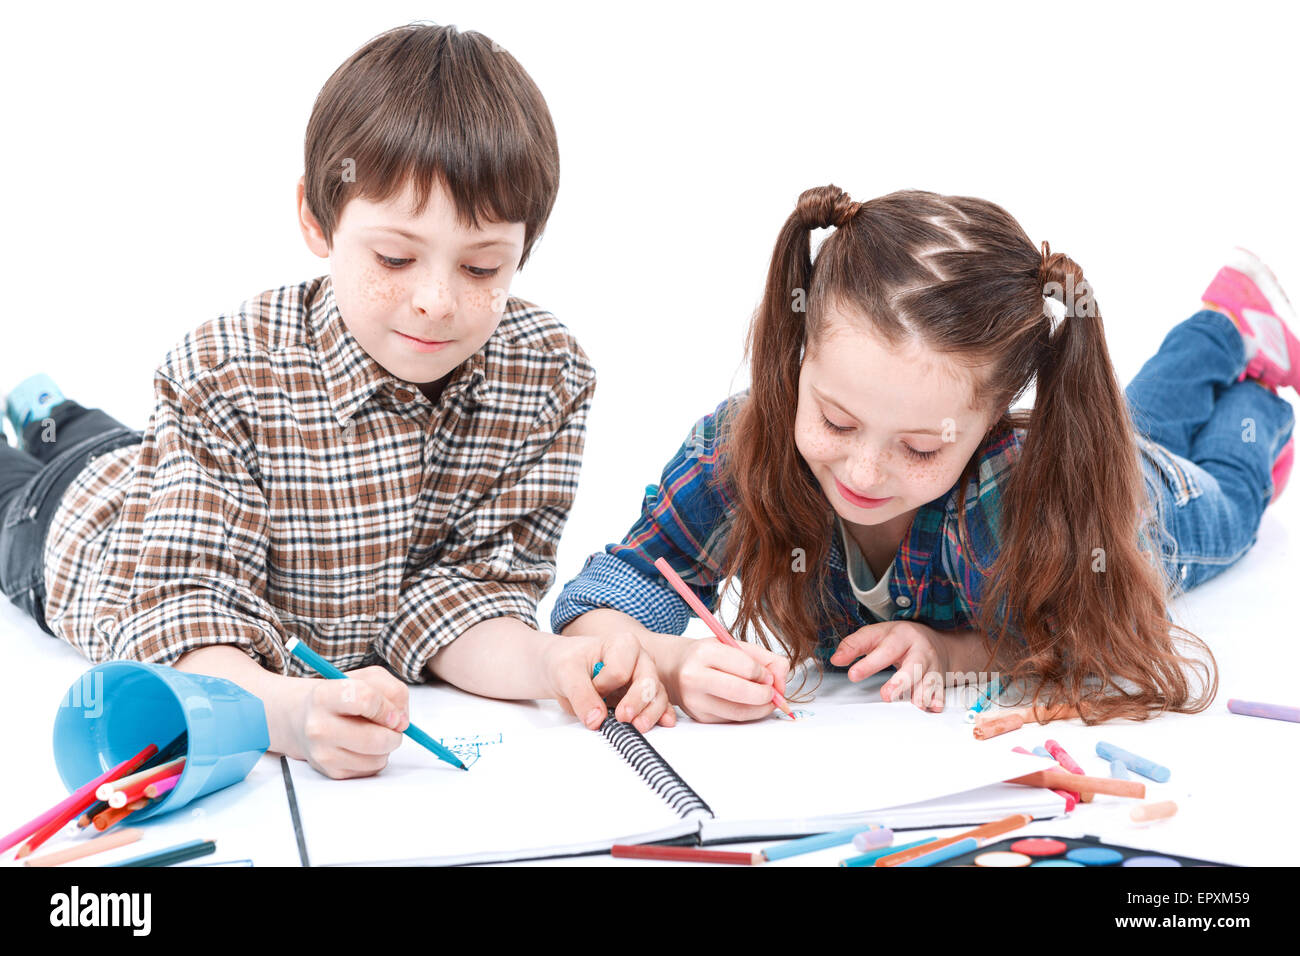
[600,717,713,820]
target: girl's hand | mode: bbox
[829,621,951,712]
[286,666,411,779]
[541,632,675,733]
[663,636,791,724]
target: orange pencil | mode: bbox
[92,798,150,832]
[612,844,763,865]
[874,813,1033,867]
[23,828,143,867]
[653,556,795,719]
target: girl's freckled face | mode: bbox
[326,178,525,390]
[793,307,998,539]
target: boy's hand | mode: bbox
[663,636,790,724]
[542,632,675,733]
[287,666,411,779]
[830,621,950,712]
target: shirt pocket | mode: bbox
[1136,435,1203,508]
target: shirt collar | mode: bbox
[307,274,489,427]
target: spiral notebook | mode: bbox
[288,702,1065,866]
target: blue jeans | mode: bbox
[1127,309,1295,596]
[0,401,142,635]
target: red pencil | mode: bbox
[652,556,796,719]
[13,743,159,859]
[611,844,763,865]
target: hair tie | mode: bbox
[834,201,863,229]
[1039,240,1055,285]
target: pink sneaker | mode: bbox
[1201,247,1300,391]
[1272,436,1295,505]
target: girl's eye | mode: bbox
[464,266,499,278]
[820,413,853,434]
[905,445,940,461]
[376,253,412,269]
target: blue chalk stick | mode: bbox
[1096,740,1170,782]
[1108,758,1130,780]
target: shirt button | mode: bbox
[394,387,414,403]
[896,595,912,608]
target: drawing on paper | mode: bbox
[435,732,504,768]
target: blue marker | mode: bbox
[1096,741,1170,782]
[592,661,604,679]
[286,637,468,771]
[762,825,889,862]
[898,837,979,867]
[840,836,936,867]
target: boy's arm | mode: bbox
[94,369,288,672]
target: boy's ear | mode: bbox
[297,175,330,258]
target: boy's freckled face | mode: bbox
[323,178,526,391]
[793,306,997,542]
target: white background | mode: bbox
[3,1,1297,703]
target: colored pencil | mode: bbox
[285,637,467,771]
[10,743,159,858]
[23,828,143,867]
[1095,741,1170,782]
[110,767,183,808]
[1011,746,1077,811]
[652,556,795,719]
[144,776,179,800]
[611,844,762,865]
[761,825,887,861]
[874,813,1033,867]
[1043,739,1088,804]
[898,837,979,867]
[1005,768,1145,798]
[841,836,937,867]
[106,838,217,867]
[78,733,189,827]
[1227,698,1300,723]
[93,798,149,831]
[97,756,185,801]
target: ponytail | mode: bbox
[979,242,1217,721]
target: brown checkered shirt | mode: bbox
[42,274,595,681]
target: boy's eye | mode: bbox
[376,253,412,269]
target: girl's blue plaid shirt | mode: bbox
[552,392,1030,663]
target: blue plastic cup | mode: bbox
[52,661,269,820]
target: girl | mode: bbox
[554,186,1297,724]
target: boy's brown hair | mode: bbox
[304,22,559,267]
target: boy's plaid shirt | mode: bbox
[43,274,595,681]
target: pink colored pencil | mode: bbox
[1012,746,1077,811]
[108,762,184,807]
[143,775,180,799]
[2,742,159,856]
[653,556,795,719]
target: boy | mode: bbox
[0,23,672,780]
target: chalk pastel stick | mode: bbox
[1227,698,1300,723]
[1095,741,1170,783]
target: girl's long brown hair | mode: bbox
[716,186,1216,722]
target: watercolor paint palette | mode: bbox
[935,835,1234,867]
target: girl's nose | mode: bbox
[847,451,887,492]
